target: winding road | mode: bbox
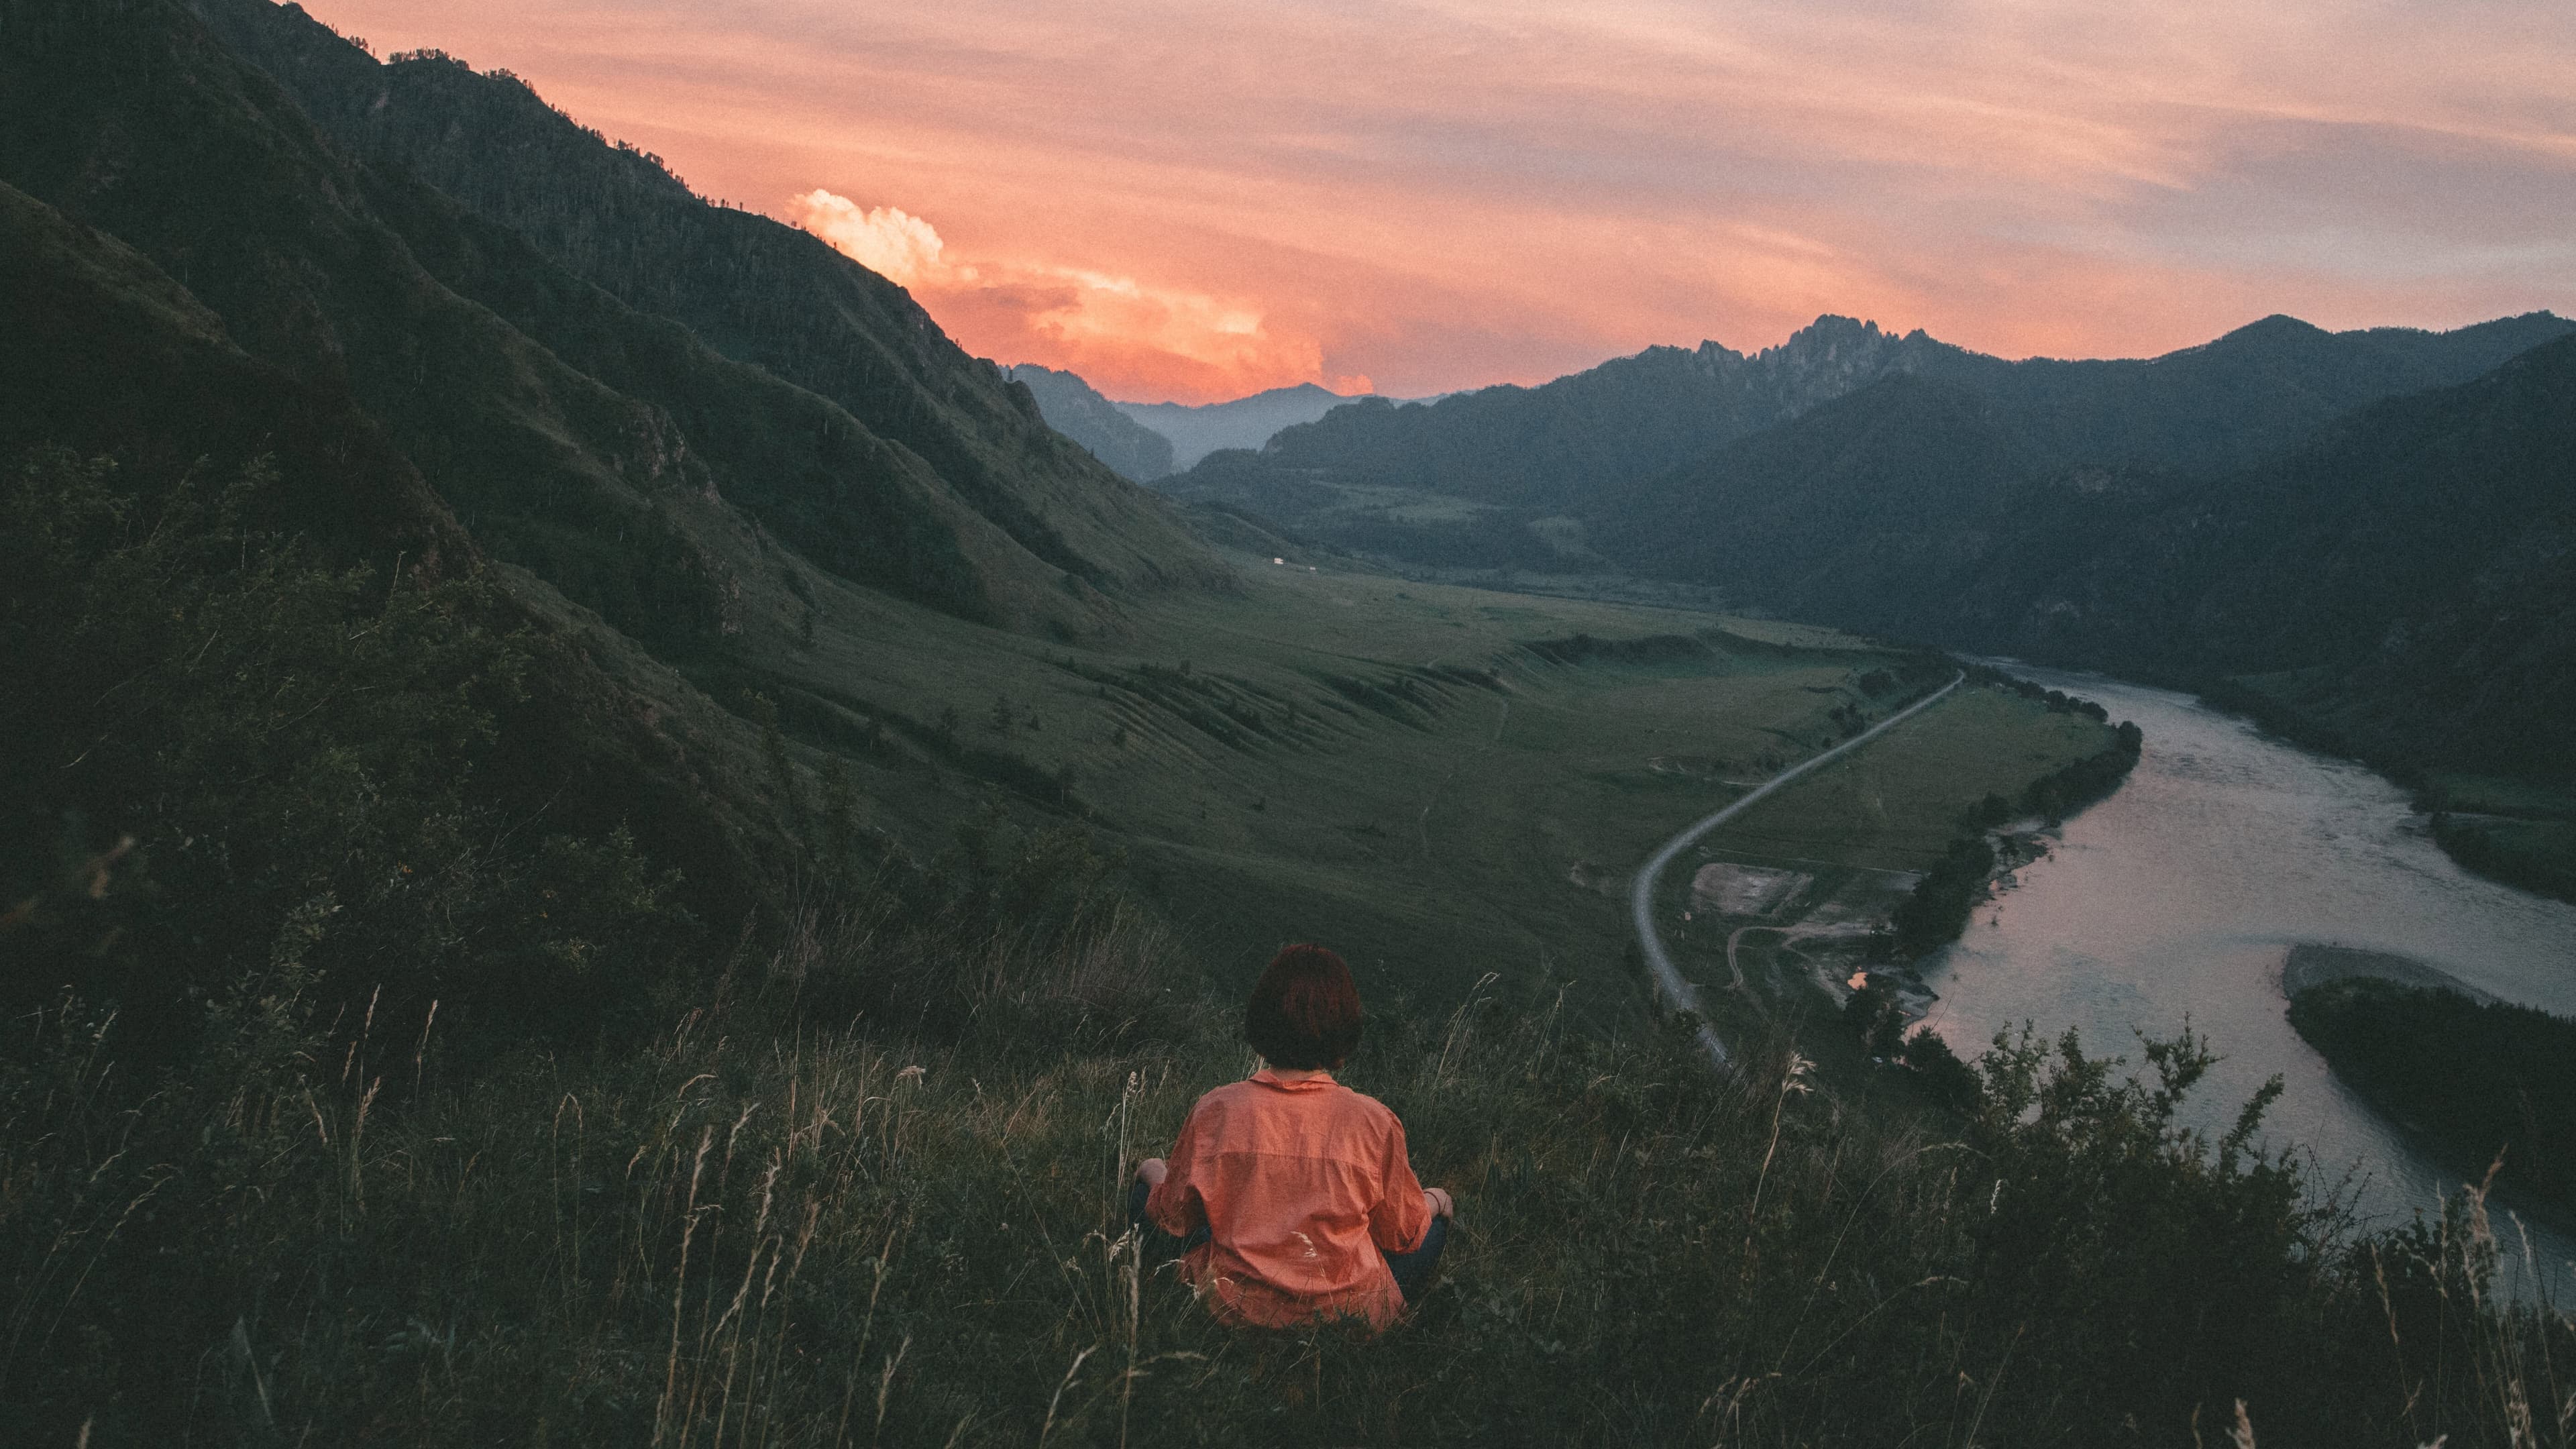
[1629,673,1964,1069]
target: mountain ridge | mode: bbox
[185,0,1224,612]
[1218,309,2571,514]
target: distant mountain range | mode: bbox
[1113,383,1376,470]
[989,366,1386,480]
[1169,311,2576,782]
[1207,312,2572,511]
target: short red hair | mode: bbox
[1244,944,1364,1070]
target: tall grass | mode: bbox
[3,894,2571,1445]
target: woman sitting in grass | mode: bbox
[1131,944,1455,1328]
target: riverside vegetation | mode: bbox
[2288,979,2576,1216]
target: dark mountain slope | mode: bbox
[0,178,462,571]
[3,0,1218,645]
[1601,336,2576,776]
[1249,317,1945,510]
[0,174,796,949]
[1004,363,1175,482]
[2011,334,2576,773]
[191,0,1219,598]
[1597,375,2065,635]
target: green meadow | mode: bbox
[721,536,2115,1022]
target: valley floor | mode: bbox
[757,543,2117,1035]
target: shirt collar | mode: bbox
[1250,1067,1336,1091]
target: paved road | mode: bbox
[1628,673,1965,1069]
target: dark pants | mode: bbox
[1127,1181,1450,1305]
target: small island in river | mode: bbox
[2285,945,2576,1218]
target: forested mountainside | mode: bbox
[1601,335,2576,775]
[1206,311,2571,512]
[1002,363,1175,482]
[0,0,1227,943]
[1119,381,1367,470]
[188,0,1220,605]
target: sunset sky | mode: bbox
[301,0,2576,404]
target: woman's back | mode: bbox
[1146,1069,1431,1328]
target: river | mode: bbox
[1921,665,2576,1300]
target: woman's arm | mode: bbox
[1366,1117,1440,1252]
[1140,1116,1205,1236]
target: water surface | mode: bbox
[1923,667,2576,1297]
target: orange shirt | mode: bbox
[1146,1069,1433,1330]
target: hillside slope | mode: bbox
[0,176,812,1022]
[1602,337,2576,777]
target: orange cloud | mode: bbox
[790,189,1325,401]
[791,192,951,285]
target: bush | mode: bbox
[1900,1026,1982,1112]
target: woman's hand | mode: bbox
[1136,1157,1169,1188]
[1424,1187,1454,1219]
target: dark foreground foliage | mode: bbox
[9,906,2575,1446]
[2290,977,2576,1212]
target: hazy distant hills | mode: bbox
[1114,383,1374,471]
[1000,364,1175,482]
[997,368,1391,480]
